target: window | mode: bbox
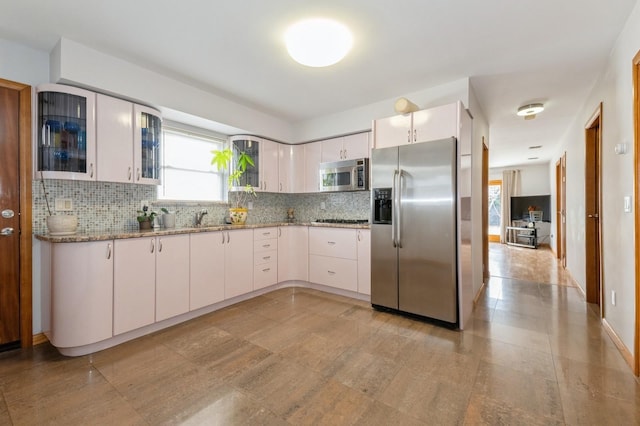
[158,125,227,202]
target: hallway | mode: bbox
[0,245,638,424]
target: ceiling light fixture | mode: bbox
[517,103,544,119]
[285,18,353,67]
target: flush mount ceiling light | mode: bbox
[517,103,544,120]
[285,18,353,67]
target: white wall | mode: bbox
[489,163,551,195]
[550,1,640,352]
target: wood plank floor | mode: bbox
[1,243,639,424]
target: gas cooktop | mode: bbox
[312,219,369,224]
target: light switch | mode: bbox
[624,196,632,213]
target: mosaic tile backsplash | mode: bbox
[32,179,371,234]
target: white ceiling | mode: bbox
[0,0,637,167]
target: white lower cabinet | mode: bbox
[357,229,371,295]
[309,227,358,291]
[113,237,156,335]
[225,229,254,298]
[190,232,226,310]
[155,235,190,321]
[49,240,113,348]
[278,226,308,282]
[254,227,278,290]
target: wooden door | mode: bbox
[556,154,567,264]
[0,86,21,347]
[585,105,602,308]
[482,141,489,281]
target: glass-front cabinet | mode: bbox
[133,105,162,185]
[36,84,96,180]
[229,135,261,189]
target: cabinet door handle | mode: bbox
[413,129,417,142]
[128,167,132,181]
[262,268,271,272]
[263,244,270,248]
[357,231,361,241]
[262,232,271,236]
[280,182,282,192]
[221,232,225,244]
[136,168,141,181]
[263,256,271,260]
[226,232,230,244]
[150,239,155,253]
[90,163,94,178]
[106,243,112,260]
[407,130,411,143]
[278,228,282,237]
[343,148,347,159]
[327,241,336,245]
[159,239,163,252]
[327,270,336,275]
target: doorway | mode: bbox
[585,103,603,310]
[488,179,502,242]
[555,153,567,266]
[482,141,489,282]
[0,78,32,349]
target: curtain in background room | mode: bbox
[500,169,521,243]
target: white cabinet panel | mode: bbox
[278,144,304,193]
[373,114,412,148]
[304,142,322,193]
[412,102,457,144]
[96,94,133,183]
[155,235,190,321]
[190,232,225,310]
[309,255,358,292]
[309,227,357,259]
[278,226,308,282]
[342,133,370,160]
[261,139,279,192]
[321,137,344,162]
[50,241,113,347]
[357,229,371,295]
[225,229,254,298]
[114,237,156,335]
[254,227,278,241]
[254,262,278,290]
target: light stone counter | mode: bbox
[35,221,370,243]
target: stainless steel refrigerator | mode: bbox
[371,137,466,326]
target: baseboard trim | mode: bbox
[474,281,487,305]
[602,319,635,372]
[32,333,48,346]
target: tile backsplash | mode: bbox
[32,179,371,234]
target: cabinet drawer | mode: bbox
[309,228,357,259]
[254,262,278,290]
[255,249,277,265]
[254,227,278,241]
[254,238,277,252]
[309,254,358,292]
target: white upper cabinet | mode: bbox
[304,141,322,193]
[278,143,304,193]
[320,132,370,162]
[97,94,133,183]
[373,101,466,149]
[36,84,97,181]
[230,135,279,192]
[133,104,162,185]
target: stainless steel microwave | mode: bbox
[319,158,369,192]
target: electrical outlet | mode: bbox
[320,202,326,210]
[140,200,149,210]
[248,201,253,210]
[54,198,73,211]
[612,290,616,306]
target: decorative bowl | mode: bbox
[46,215,78,236]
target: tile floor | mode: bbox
[1,244,639,424]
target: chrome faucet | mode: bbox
[195,209,208,226]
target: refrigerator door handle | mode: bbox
[392,169,399,248]
[397,169,404,248]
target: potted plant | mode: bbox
[136,206,157,230]
[211,147,257,225]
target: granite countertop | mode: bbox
[35,221,370,243]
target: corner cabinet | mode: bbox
[229,135,278,192]
[35,84,96,180]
